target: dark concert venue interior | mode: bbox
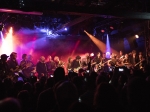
[0,0,150,112]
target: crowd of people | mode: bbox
[0,50,150,112]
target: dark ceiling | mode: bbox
[0,0,150,38]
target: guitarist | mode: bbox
[136,52,146,70]
[71,55,81,73]
[20,54,32,79]
[93,52,102,72]
[81,53,90,70]
[54,56,65,68]
[46,55,56,75]
[7,52,20,75]
[0,54,9,79]
[67,57,73,72]
[129,50,139,69]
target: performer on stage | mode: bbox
[102,53,107,64]
[71,55,81,73]
[67,57,73,71]
[93,52,102,64]
[36,56,48,79]
[19,54,29,78]
[123,54,130,64]
[46,55,55,75]
[26,55,36,76]
[136,52,146,70]
[93,52,102,72]
[129,50,139,67]
[7,52,20,75]
[54,56,65,68]
[81,53,90,70]
[109,53,117,67]
[118,50,124,59]
[19,54,36,79]
[0,54,9,79]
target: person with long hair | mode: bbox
[67,57,73,71]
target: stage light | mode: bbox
[90,53,94,57]
[110,26,114,30]
[106,34,111,58]
[47,30,52,35]
[64,28,67,31]
[106,52,110,58]
[135,34,139,38]
[101,29,105,33]
[1,27,14,55]
[49,31,52,35]
[84,30,118,55]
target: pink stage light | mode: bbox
[90,53,94,57]
[1,27,14,55]
[0,8,42,15]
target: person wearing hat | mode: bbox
[71,55,81,73]
[7,52,19,74]
[0,54,9,79]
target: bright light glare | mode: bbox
[48,31,52,35]
[106,34,111,58]
[135,35,139,38]
[1,27,13,55]
[64,28,67,31]
[106,52,110,58]
[90,53,94,57]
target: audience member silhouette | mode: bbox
[0,97,21,112]
[53,81,78,112]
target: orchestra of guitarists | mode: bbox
[0,49,150,80]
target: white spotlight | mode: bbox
[135,35,139,38]
[90,53,94,57]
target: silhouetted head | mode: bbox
[45,77,55,88]
[87,72,98,89]
[94,82,118,108]
[1,54,9,62]
[54,67,65,83]
[0,98,21,112]
[127,77,149,107]
[17,90,30,104]
[22,82,33,93]
[22,54,27,60]
[96,73,108,86]
[55,81,78,111]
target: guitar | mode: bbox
[11,66,22,73]
[134,59,145,67]
[93,60,112,72]
[129,59,145,70]
[73,67,81,73]
[57,61,65,68]
[101,60,111,66]
[82,62,97,70]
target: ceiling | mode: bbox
[0,0,150,39]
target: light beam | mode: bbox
[84,30,118,54]
[106,34,111,58]
[1,27,14,55]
